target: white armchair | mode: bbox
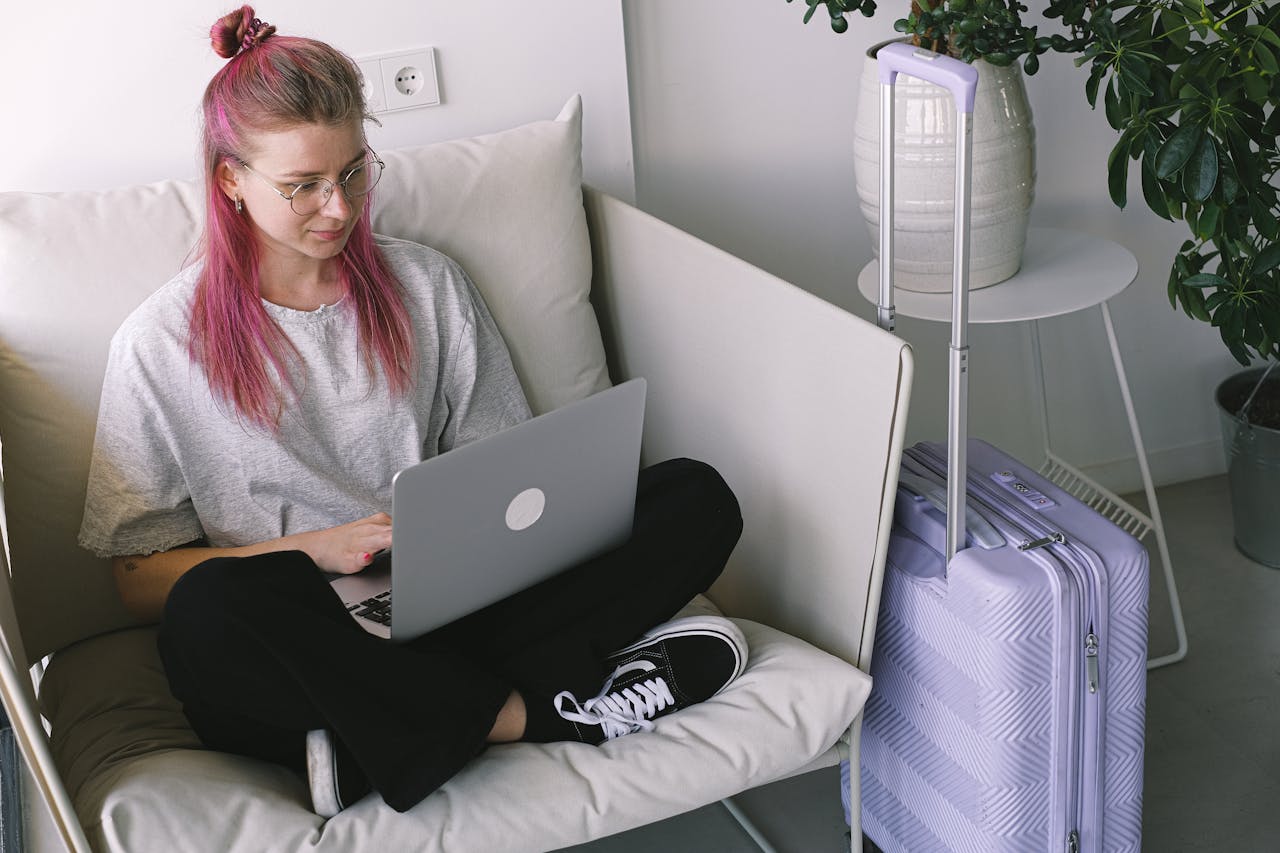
[0,97,912,852]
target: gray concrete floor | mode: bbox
[566,474,1280,852]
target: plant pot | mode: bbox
[1216,366,1280,568]
[853,39,1035,293]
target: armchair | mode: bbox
[0,97,912,852]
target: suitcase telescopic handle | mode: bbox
[875,41,979,566]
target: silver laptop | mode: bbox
[328,378,646,641]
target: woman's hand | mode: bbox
[110,514,395,621]
[295,513,393,575]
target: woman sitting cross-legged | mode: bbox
[78,5,748,818]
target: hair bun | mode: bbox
[210,5,276,60]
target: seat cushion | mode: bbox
[40,606,870,852]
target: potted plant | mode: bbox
[789,0,1056,72]
[1053,0,1280,564]
[791,0,1280,562]
[790,0,1058,292]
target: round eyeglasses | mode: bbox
[238,153,385,216]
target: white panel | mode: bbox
[586,190,912,668]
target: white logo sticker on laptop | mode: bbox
[505,487,546,531]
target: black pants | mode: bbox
[157,458,742,812]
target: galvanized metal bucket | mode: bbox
[1217,365,1280,568]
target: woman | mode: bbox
[78,6,747,818]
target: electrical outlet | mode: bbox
[356,48,440,115]
[380,49,439,111]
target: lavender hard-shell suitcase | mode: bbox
[845,43,1149,853]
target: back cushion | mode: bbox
[0,96,608,659]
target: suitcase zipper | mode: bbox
[904,446,1105,852]
[1020,532,1066,551]
[1085,628,1100,694]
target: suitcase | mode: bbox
[844,42,1149,853]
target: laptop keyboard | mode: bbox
[346,591,392,626]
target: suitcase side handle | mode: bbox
[897,470,1005,550]
[876,41,978,566]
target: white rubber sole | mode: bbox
[305,729,342,819]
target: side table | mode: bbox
[859,226,1188,670]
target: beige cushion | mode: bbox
[40,606,869,852]
[0,96,609,661]
[373,95,610,416]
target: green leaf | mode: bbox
[1155,123,1203,179]
[1107,135,1132,209]
[1227,336,1251,366]
[1257,243,1280,275]
[1188,288,1213,322]
[1184,273,1231,288]
[1104,78,1125,129]
[1246,312,1265,349]
[1163,10,1192,48]
[1228,303,1247,342]
[1212,300,1235,328]
[1141,161,1173,221]
[1197,203,1222,239]
[1254,196,1280,241]
[1219,161,1240,204]
[1256,43,1280,75]
[1118,54,1153,96]
[1260,303,1280,344]
[1244,71,1270,102]
[1182,133,1219,203]
[1227,128,1261,187]
[1085,67,1104,107]
[1248,24,1280,51]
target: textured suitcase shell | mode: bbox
[853,440,1148,852]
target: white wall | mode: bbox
[2,1,1241,492]
[623,0,1241,492]
[0,1,634,201]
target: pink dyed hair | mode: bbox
[192,6,414,428]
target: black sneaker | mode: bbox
[306,729,372,818]
[553,616,748,741]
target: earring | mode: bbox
[235,196,243,214]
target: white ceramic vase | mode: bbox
[854,39,1035,292]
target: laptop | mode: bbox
[328,378,647,641]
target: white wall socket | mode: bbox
[356,48,440,115]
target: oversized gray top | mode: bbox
[79,235,531,558]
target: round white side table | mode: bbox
[858,226,1188,670]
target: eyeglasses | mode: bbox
[238,151,385,216]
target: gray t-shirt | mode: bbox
[78,235,531,558]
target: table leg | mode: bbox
[1099,301,1189,669]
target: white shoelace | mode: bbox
[554,660,677,740]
